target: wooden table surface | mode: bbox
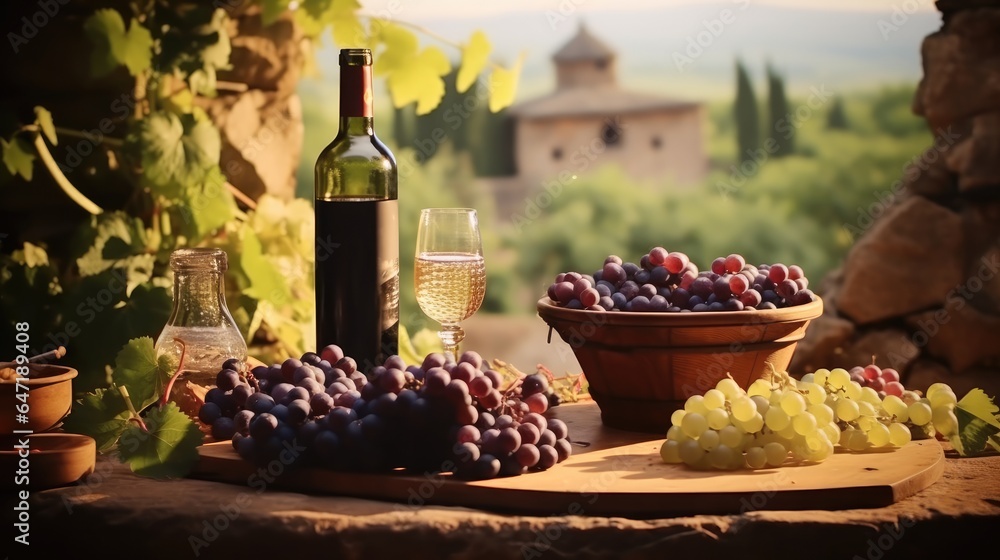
[8,403,1000,560]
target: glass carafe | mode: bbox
[155,248,247,392]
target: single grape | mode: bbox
[836,398,861,422]
[928,387,957,408]
[779,392,806,417]
[718,425,744,448]
[681,413,708,438]
[764,407,791,431]
[792,412,817,436]
[249,413,279,440]
[198,402,222,425]
[698,429,720,451]
[706,408,730,430]
[763,441,787,466]
[699,389,723,410]
[216,369,241,392]
[868,423,891,447]
[212,417,236,440]
[884,381,905,397]
[521,373,549,396]
[888,423,912,447]
[731,397,757,422]
[828,368,851,389]
[554,439,573,462]
[716,378,742,399]
[768,264,789,283]
[233,409,255,434]
[524,393,549,414]
[745,446,768,469]
[547,418,569,440]
[931,406,958,436]
[679,439,705,466]
[660,439,682,463]
[536,446,559,470]
[908,402,932,426]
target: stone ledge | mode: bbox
[13,444,1000,560]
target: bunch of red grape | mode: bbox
[848,362,907,399]
[197,346,572,480]
[546,248,816,312]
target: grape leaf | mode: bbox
[77,212,146,276]
[386,46,451,115]
[456,31,491,93]
[199,9,232,70]
[180,166,236,241]
[955,388,1000,429]
[329,0,366,48]
[12,241,49,268]
[118,403,203,479]
[374,23,418,77]
[241,227,291,303]
[488,54,525,113]
[34,106,57,145]
[949,406,1000,456]
[83,9,153,77]
[111,337,175,412]
[131,111,221,198]
[62,385,132,453]
[1,136,35,180]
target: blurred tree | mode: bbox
[767,63,794,156]
[734,60,761,164]
[826,95,850,130]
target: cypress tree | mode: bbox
[827,95,849,130]
[767,63,794,157]
[734,60,760,164]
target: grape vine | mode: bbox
[0,0,520,390]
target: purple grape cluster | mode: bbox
[546,249,816,312]
[197,346,572,480]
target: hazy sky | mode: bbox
[383,0,937,20]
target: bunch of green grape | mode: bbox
[660,367,960,470]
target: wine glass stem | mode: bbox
[438,324,465,363]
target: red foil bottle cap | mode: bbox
[340,48,373,118]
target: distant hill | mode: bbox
[303,3,941,101]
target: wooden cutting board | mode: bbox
[191,401,945,518]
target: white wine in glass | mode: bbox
[414,208,486,362]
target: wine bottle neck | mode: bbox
[340,63,373,118]
[340,116,375,136]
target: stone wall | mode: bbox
[791,0,1000,398]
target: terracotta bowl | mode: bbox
[537,297,823,433]
[0,363,77,434]
[1,433,96,489]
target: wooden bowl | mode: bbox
[536,297,823,433]
[0,363,77,434]
[1,433,96,489]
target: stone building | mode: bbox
[507,23,706,186]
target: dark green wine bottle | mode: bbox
[314,48,399,372]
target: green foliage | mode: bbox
[1,136,35,180]
[949,388,1000,456]
[110,337,175,412]
[734,60,760,164]
[766,64,794,157]
[457,31,492,93]
[871,85,927,137]
[118,402,203,479]
[65,338,204,478]
[62,385,131,453]
[83,8,153,77]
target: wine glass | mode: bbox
[414,208,486,363]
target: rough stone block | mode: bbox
[837,196,964,325]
